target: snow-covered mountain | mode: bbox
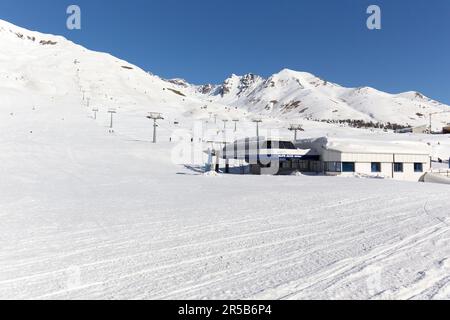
[0,18,448,132]
[0,18,239,135]
[174,69,449,128]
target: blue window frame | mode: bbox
[371,162,381,173]
[414,163,424,173]
[394,163,404,173]
[342,162,355,172]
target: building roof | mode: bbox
[296,137,431,156]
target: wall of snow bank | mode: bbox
[423,173,450,185]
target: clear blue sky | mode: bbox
[1,0,449,103]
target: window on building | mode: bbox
[414,163,424,173]
[394,163,403,173]
[281,161,291,169]
[291,160,299,169]
[310,161,322,173]
[371,162,381,173]
[342,162,355,172]
[325,162,342,172]
[299,161,309,171]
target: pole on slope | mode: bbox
[222,120,229,131]
[108,108,117,129]
[92,107,99,120]
[252,119,263,138]
[233,119,239,132]
[288,124,304,141]
[206,146,213,172]
[147,112,164,143]
[429,113,433,134]
[252,119,263,157]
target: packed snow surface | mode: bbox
[1,19,450,300]
[1,137,450,300]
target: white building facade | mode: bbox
[323,149,430,182]
[297,137,431,182]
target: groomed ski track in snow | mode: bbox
[1,132,449,299]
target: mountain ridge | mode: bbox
[1,18,448,130]
[167,68,448,128]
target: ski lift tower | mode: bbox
[108,108,117,129]
[232,119,240,132]
[222,119,229,130]
[92,107,99,120]
[252,119,263,138]
[288,124,304,141]
[147,112,164,143]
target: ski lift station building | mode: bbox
[219,137,321,175]
[218,136,432,182]
[296,137,432,182]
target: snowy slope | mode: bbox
[1,17,449,136]
[1,166,449,300]
[0,18,247,142]
[177,69,449,130]
[1,19,450,300]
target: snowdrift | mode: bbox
[424,172,450,185]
